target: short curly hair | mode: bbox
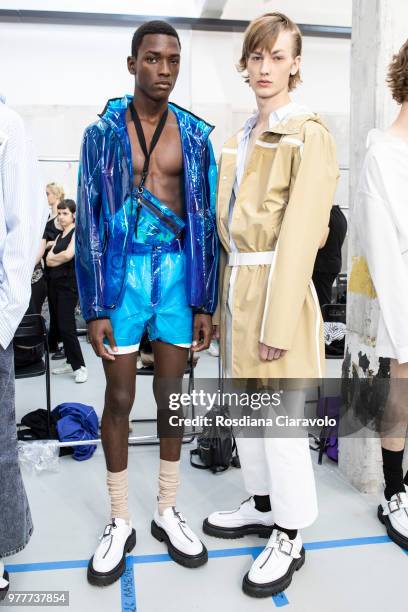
[238,12,302,92]
[386,39,408,104]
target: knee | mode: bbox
[105,388,134,419]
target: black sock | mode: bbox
[274,524,298,540]
[382,447,405,500]
[253,495,271,513]
[404,470,408,486]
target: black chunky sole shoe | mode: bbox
[151,520,208,568]
[0,570,9,602]
[377,505,408,550]
[242,547,305,598]
[202,518,273,539]
[87,529,136,587]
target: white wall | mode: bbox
[1,20,350,204]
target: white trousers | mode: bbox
[225,295,318,529]
[236,424,318,529]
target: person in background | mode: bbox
[353,38,408,550]
[312,204,347,309]
[47,199,87,383]
[0,94,48,600]
[43,182,64,359]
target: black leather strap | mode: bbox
[129,101,168,190]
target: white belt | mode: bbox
[228,251,275,266]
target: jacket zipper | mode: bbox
[138,194,181,236]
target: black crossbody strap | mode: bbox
[129,101,168,189]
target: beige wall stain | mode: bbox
[349,256,377,299]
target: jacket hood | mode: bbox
[267,111,329,135]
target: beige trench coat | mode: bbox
[213,113,339,379]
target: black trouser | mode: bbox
[312,270,338,309]
[28,276,47,315]
[46,277,61,352]
[48,276,85,371]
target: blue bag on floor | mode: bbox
[52,403,98,461]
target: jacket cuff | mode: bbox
[192,307,213,316]
[85,316,110,324]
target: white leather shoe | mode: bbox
[52,362,72,375]
[243,530,305,597]
[87,518,136,586]
[378,491,408,549]
[74,366,88,383]
[151,507,208,568]
[203,496,273,539]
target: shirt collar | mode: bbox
[242,101,297,137]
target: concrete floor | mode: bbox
[5,342,406,612]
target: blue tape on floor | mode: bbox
[273,593,290,607]
[121,556,136,612]
[4,535,395,574]
[5,559,88,573]
[304,535,390,550]
[132,553,170,564]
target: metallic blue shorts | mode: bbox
[105,188,193,354]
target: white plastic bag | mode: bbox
[18,440,60,474]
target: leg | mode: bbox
[56,281,85,372]
[242,390,315,599]
[47,278,60,352]
[378,359,408,549]
[87,353,137,587]
[102,354,137,474]
[150,340,207,567]
[0,344,33,571]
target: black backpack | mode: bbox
[190,405,240,474]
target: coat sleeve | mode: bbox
[197,139,219,315]
[259,122,339,349]
[75,125,110,322]
[354,153,408,364]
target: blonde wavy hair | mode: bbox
[387,39,408,104]
[46,182,65,203]
[238,12,302,92]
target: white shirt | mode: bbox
[228,101,312,251]
[0,98,48,348]
[354,128,408,363]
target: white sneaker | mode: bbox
[243,530,305,597]
[207,340,219,357]
[203,496,274,539]
[0,564,9,602]
[378,491,408,549]
[52,362,73,375]
[87,518,136,587]
[74,366,88,383]
[151,507,208,568]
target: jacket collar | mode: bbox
[99,94,214,142]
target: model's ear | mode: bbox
[127,55,136,75]
[290,55,301,76]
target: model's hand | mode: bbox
[258,342,287,361]
[192,314,212,352]
[212,325,220,339]
[88,319,118,361]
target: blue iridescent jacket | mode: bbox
[75,95,219,322]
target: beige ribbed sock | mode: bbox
[107,468,130,523]
[158,459,180,515]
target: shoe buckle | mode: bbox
[278,539,294,556]
[388,498,402,513]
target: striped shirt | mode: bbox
[0,98,48,349]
